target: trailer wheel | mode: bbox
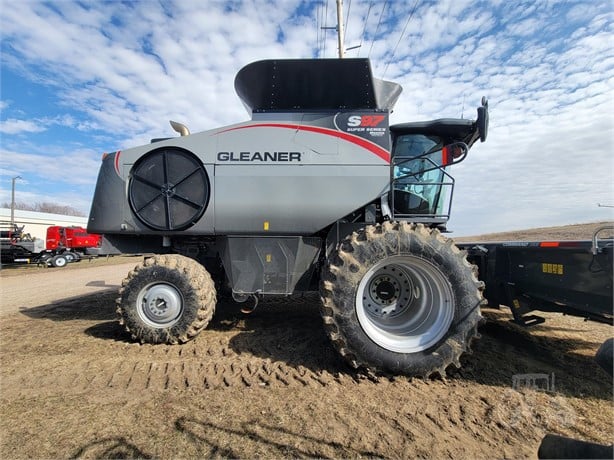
[38,253,52,265]
[50,254,68,268]
[64,252,79,263]
[320,222,484,377]
[117,254,217,344]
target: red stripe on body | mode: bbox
[114,150,121,176]
[216,123,390,163]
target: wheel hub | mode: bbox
[364,266,413,318]
[374,279,397,302]
[138,283,183,327]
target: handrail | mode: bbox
[591,225,614,255]
[390,156,454,220]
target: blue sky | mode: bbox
[1,0,613,236]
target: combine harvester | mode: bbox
[87,58,612,378]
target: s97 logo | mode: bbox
[334,112,390,146]
[347,115,386,127]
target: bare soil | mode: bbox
[0,224,612,459]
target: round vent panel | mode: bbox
[128,148,209,231]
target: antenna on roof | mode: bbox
[321,0,346,58]
[336,0,345,58]
[321,0,348,59]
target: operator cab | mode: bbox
[392,134,448,218]
[389,117,480,224]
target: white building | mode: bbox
[0,208,88,242]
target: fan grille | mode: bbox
[128,148,209,231]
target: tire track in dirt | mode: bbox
[4,299,611,399]
[1,269,611,400]
[4,355,352,397]
[1,291,360,398]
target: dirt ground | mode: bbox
[0,222,612,459]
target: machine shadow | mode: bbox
[19,290,118,322]
[449,316,612,400]
[71,436,152,459]
[217,296,357,377]
[174,416,380,458]
[215,298,613,399]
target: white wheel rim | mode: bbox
[136,282,184,328]
[355,255,454,353]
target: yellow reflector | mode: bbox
[263,221,269,231]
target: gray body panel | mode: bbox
[221,236,321,294]
[215,164,387,234]
[89,113,391,236]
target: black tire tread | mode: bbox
[320,221,485,378]
[117,254,216,344]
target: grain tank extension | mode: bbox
[88,58,489,377]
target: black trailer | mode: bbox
[458,225,613,326]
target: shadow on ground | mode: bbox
[173,416,380,458]
[71,437,152,459]
[20,290,118,322]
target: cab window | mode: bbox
[392,134,447,216]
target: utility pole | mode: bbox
[10,175,21,228]
[336,0,345,58]
[321,0,346,58]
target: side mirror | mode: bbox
[441,142,469,166]
[477,96,489,142]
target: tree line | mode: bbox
[1,201,86,217]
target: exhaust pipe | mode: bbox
[170,120,190,136]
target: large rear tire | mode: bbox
[320,222,484,377]
[117,254,216,344]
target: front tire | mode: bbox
[117,254,217,344]
[320,222,484,377]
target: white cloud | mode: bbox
[0,119,46,134]
[0,0,613,234]
[0,147,100,186]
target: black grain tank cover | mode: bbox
[234,58,402,114]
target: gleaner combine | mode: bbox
[88,58,612,377]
